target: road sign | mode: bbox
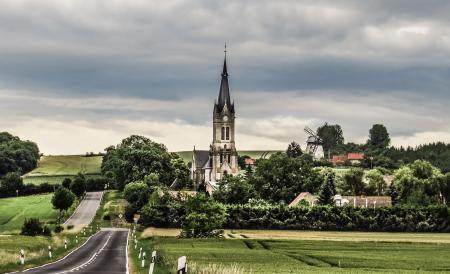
[133,214,140,224]
[119,214,123,219]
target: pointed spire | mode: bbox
[216,44,234,113]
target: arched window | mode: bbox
[226,127,230,140]
[221,127,225,140]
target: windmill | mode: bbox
[304,126,324,159]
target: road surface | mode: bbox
[17,228,128,274]
[65,191,103,225]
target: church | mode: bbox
[190,53,239,187]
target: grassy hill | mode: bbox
[0,194,59,233]
[175,150,281,163]
[23,155,103,185]
[22,151,282,185]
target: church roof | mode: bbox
[193,150,211,169]
[215,57,235,113]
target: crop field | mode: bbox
[0,194,59,234]
[132,236,450,274]
[23,155,103,185]
[175,150,281,163]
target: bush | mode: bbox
[67,225,74,230]
[54,225,64,233]
[21,218,51,236]
[180,194,227,238]
[103,213,111,221]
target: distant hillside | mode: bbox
[23,155,102,185]
[175,150,282,163]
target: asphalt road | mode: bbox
[17,228,129,274]
[65,191,103,225]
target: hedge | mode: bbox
[139,203,450,232]
[225,204,450,232]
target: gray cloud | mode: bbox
[1,0,450,153]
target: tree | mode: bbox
[366,169,387,196]
[213,175,257,204]
[250,153,323,203]
[0,132,40,176]
[0,172,24,196]
[238,155,251,169]
[70,174,86,198]
[393,160,442,205]
[52,187,75,222]
[181,194,227,238]
[316,123,344,154]
[101,135,175,190]
[342,168,365,195]
[286,141,302,158]
[62,178,72,189]
[123,181,150,208]
[368,124,390,149]
[317,174,336,205]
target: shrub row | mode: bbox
[0,183,57,198]
[225,205,450,232]
[139,203,450,232]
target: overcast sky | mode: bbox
[1,0,450,154]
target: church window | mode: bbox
[226,127,230,140]
[220,154,223,163]
[221,127,225,140]
[227,154,231,163]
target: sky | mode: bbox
[1,0,450,155]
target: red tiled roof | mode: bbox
[347,153,364,160]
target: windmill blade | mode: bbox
[304,126,316,136]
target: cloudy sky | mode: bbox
[1,0,450,154]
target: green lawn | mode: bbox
[23,155,103,185]
[0,194,59,234]
[132,237,450,273]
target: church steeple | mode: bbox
[215,45,234,113]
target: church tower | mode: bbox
[210,51,239,181]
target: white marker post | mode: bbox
[48,246,52,259]
[141,251,146,268]
[139,247,142,259]
[149,250,156,274]
[76,235,78,244]
[64,239,67,249]
[134,239,138,250]
[177,256,187,274]
[19,249,25,265]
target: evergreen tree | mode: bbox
[286,141,302,158]
[317,174,336,205]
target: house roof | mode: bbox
[289,192,392,207]
[347,153,364,160]
[193,150,210,169]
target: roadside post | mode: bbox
[141,251,146,268]
[139,247,143,259]
[48,245,52,259]
[76,235,78,244]
[177,256,187,274]
[149,250,156,274]
[19,249,25,265]
[64,239,67,249]
[134,239,138,249]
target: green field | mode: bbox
[132,235,450,273]
[0,194,59,234]
[175,150,281,163]
[23,155,103,185]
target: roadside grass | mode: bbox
[0,194,59,234]
[0,231,96,273]
[23,155,102,185]
[132,236,450,274]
